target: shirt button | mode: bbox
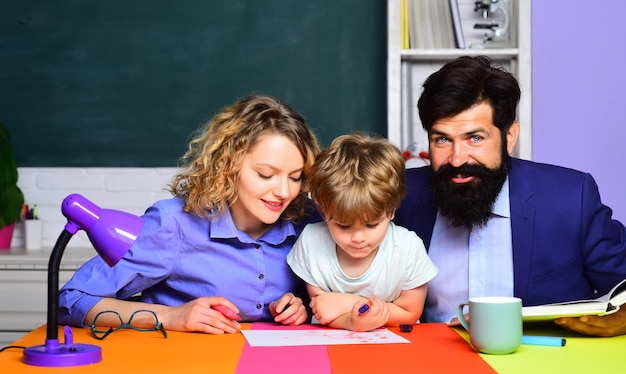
[256,304,262,309]
[254,244,261,249]
[258,273,264,280]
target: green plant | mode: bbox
[0,121,25,228]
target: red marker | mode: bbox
[212,305,241,321]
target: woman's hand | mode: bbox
[87,296,242,335]
[157,296,242,334]
[269,292,308,325]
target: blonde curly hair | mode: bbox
[169,94,320,222]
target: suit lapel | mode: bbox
[509,159,536,302]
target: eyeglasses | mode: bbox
[90,309,167,340]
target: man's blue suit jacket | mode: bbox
[395,158,626,307]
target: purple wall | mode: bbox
[532,1,626,222]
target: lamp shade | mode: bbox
[62,194,144,266]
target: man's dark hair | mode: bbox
[417,56,521,135]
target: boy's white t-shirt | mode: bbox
[287,221,438,302]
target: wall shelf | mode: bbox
[388,0,532,159]
[401,48,519,61]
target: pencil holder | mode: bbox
[23,220,42,251]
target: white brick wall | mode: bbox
[11,167,178,251]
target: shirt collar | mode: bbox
[492,177,511,218]
[209,208,296,245]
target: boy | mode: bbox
[287,133,437,331]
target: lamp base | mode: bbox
[23,340,102,367]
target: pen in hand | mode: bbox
[280,302,291,313]
[359,301,372,314]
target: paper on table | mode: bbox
[241,328,410,347]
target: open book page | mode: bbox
[522,279,626,322]
[439,280,626,324]
[606,278,626,306]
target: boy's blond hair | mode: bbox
[310,132,406,223]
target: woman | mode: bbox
[59,94,320,334]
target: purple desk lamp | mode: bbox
[22,194,143,367]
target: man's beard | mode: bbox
[430,157,509,228]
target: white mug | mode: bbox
[457,296,522,354]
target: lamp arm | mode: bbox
[46,229,73,341]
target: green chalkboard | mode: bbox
[0,1,386,167]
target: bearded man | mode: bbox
[395,56,626,337]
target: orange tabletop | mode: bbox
[0,323,492,373]
[1,322,624,373]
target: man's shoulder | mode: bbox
[511,157,585,173]
[405,165,432,190]
[510,158,588,182]
[405,165,432,178]
[509,158,595,205]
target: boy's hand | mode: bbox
[351,297,390,332]
[310,292,361,324]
